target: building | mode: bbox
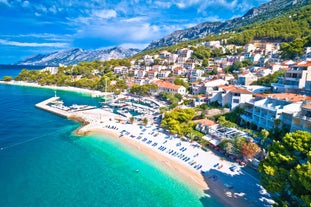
[113,66,128,74]
[209,85,253,109]
[291,104,311,133]
[237,72,258,86]
[241,93,311,130]
[194,119,218,134]
[41,67,59,75]
[272,61,311,92]
[153,80,187,95]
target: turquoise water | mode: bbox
[0,77,221,206]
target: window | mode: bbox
[233,99,239,103]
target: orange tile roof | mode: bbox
[295,62,311,67]
[193,119,217,126]
[153,80,182,90]
[302,105,311,110]
[218,85,252,94]
[264,93,311,102]
[230,87,252,94]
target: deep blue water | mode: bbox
[0,65,45,80]
[0,69,221,207]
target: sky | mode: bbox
[0,0,270,64]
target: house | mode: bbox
[291,104,311,133]
[152,65,164,72]
[204,79,228,95]
[41,66,58,75]
[205,41,221,48]
[190,82,205,95]
[158,70,171,79]
[194,119,218,134]
[237,72,258,86]
[210,85,253,109]
[136,70,146,78]
[272,61,311,92]
[134,78,148,85]
[241,93,311,130]
[177,48,193,59]
[153,80,187,95]
[147,70,158,79]
[183,62,196,70]
[144,55,154,65]
[113,66,128,74]
[159,50,171,59]
[168,54,178,64]
[173,67,186,76]
[193,95,209,106]
[187,69,204,82]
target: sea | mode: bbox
[0,66,222,207]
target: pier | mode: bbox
[35,97,72,117]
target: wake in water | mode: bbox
[0,129,65,151]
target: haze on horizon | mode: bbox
[0,0,269,64]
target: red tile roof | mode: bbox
[153,80,182,90]
[259,93,311,102]
[218,85,252,94]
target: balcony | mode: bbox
[241,114,252,122]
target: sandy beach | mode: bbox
[2,80,273,206]
[73,109,273,207]
[0,80,106,97]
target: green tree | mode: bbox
[3,76,12,81]
[280,38,306,59]
[258,131,311,206]
[143,117,148,126]
[174,78,189,89]
[129,117,134,124]
[161,108,196,136]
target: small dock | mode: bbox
[35,97,72,117]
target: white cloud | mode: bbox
[176,2,186,9]
[49,5,57,14]
[204,16,223,22]
[22,1,29,7]
[119,43,148,49]
[121,16,146,23]
[154,1,172,9]
[0,39,69,48]
[0,0,10,6]
[93,9,117,19]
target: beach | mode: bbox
[0,80,106,97]
[1,80,273,207]
[73,108,273,207]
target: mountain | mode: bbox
[145,0,309,50]
[16,47,141,66]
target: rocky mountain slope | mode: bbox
[145,0,309,50]
[16,47,140,66]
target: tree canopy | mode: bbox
[161,108,196,136]
[258,130,311,206]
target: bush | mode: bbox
[3,76,12,81]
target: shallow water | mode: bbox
[0,83,222,207]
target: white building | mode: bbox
[241,93,309,130]
[153,80,187,95]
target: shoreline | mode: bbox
[0,80,105,97]
[77,125,255,207]
[2,80,273,207]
